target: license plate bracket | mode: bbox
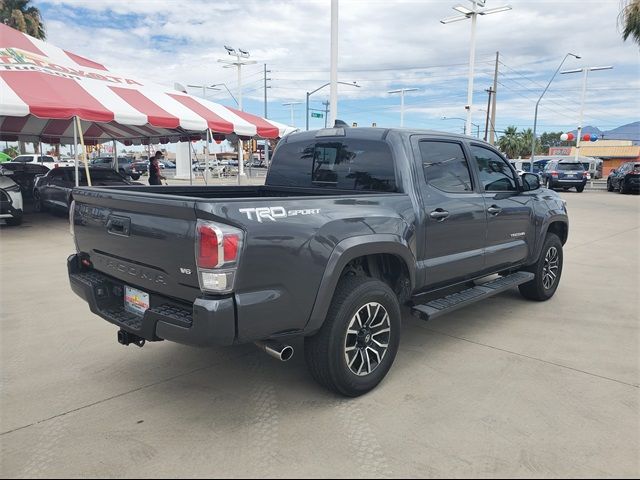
[124,286,150,316]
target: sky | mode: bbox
[35,0,640,139]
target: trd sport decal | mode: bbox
[239,207,321,222]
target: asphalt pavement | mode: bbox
[0,190,638,478]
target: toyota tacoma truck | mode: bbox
[68,125,568,396]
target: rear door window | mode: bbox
[268,138,397,192]
[419,141,473,193]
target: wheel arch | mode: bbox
[305,234,415,335]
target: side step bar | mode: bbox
[411,271,535,321]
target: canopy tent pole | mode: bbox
[75,117,92,186]
[73,118,79,187]
[204,129,211,185]
[188,140,193,186]
[113,140,118,172]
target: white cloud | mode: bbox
[39,0,640,131]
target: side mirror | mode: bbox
[610,169,617,175]
[521,172,540,191]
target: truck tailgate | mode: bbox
[72,188,202,302]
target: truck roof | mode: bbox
[283,127,484,143]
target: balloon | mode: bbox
[560,133,568,141]
[567,133,575,141]
[583,133,591,141]
[590,135,598,142]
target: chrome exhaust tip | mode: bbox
[255,340,294,362]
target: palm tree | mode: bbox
[620,0,640,45]
[497,126,523,159]
[0,0,46,39]
[519,128,542,157]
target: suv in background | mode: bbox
[607,162,640,194]
[11,154,72,170]
[541,159,588,192]
[90,157,145,180]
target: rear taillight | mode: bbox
[196,220,243,293]
[583,171,588,178]
[551,171,558,177]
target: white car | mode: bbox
[0,175,24,226]
[11,154,74,170]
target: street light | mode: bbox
[218,46,257,179]
[561,65,613,162]
[388,88,419,127]
[441,1,512,136]
[306,81,360,130]
[282,102,302,127]
[442,116,480,138]
[186,84,221,99]
[529,53,581,172]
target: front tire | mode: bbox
[619,181,627,194]
[519,233,563,301]
[5,213,23,226]
[304,276,401,397]
[33,190,45,212]
[607,179,613,192]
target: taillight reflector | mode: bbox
[198,224,220,268]
[223,234,239,263]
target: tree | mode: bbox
[497,126,523,159]
[0,0,46,39]
[620,0,640,45]
[519,128,541,157]
[3,145,18,157]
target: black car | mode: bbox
[90,157,146,180]
[0,162,49,198]
[34,167,137,213]
[540,159,588,192]
[607,162,640,194]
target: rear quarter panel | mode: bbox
[196,193,415,342]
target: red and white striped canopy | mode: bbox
[0,24,295,145]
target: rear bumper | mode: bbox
[67,254,236,346]
[623,177,640,191]
[549,178,587,187]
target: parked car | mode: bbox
[68,126,568,397]
[0,174,23,225]
[90,157,146,180]
[34,167,138,213]
[0,162,49,198]
[540,159,588,192]
[607,162,640,194]
[11,154,73,170]
[160,160,176,169]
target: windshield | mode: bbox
[557,163,584,171]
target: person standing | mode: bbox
[149,151,166,186]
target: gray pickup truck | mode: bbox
[68,125,568,396]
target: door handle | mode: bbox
[487,205,502,215]
[430,209,450,221]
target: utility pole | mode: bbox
[490,51,499,145]
[484,87,493,141]
[329,0,339,127]
[264,63,271,167]
[323,101,330,128]
[282,102,302,127]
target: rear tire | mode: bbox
[131,174,141,181]
[304,276,401,397]
[576,185,584,193]
[5,213,23,226]
[33,190,45,212]
[619,181,627,194]
[519,233,563,301]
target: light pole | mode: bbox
[442,116,480,137]
[529,53,581,172]
[186,84,221,99]
[282,102,302,127]
[329,0,339,127]
[218,46,257,180]
[306,81,360,130]
[388,88,418,127]
[441,1,512,137]
[561,65,613,162]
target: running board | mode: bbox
[411,271,535,321]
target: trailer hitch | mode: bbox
[117,329,146,348]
